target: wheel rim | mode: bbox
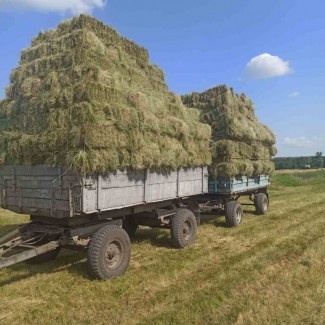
[105,240,123,269]
[236,208,242,224]
[183,220,193,241]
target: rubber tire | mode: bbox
[87,225,131,280]
[123,217,138,237]
[170,209,197,248]
[254,192,269,215]
[225,201,243,227]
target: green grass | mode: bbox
[1,170,325,324]
[271,169,325,187]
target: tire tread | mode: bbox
[171,209,197,248]
[87,225,131,280]
[225,201,243,227]
[255,193,268,215]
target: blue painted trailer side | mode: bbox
[208,175,270,194]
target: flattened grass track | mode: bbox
[0,170,324,324]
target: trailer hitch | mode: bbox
[0,231,63,270]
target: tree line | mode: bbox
[274,152,324,170]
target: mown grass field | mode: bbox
[1,170,325,324]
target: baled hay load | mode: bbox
[0,15,211,174]
[182,86,276,177]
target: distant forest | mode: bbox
[274,152,324,170]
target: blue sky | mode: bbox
[0,0,324,157]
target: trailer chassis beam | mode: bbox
[0,240,60,269]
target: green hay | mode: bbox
[182,85,276,177]
[210,160,275,178]
[212,140,276,161]
[0,15,211,174]
[182,85,276,145]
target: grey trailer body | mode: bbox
[0,165,207,279]
[0,165,208,219]
[0,165,270,280]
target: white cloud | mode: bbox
[0,0,106,14]
[283,137,314,148]
[289,91,299,97]
[278,135,325,156]
[245,53,292,79]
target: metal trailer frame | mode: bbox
[0,197,201,278]
[0,165,207,279]
[0,165,271,279]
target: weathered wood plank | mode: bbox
[146,183,177,201]
[179,180,203,197]
[148,170,177,185]
[4,205,70,218]
[99,172,144,189]
[1,165,209,218]
[5,188,69,200]
[0,165,81,177]
[2,178,80,190]
[94,186,144,211]
[178,168,203,181]
[6,197,70,211]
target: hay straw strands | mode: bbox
[0,15,211,174]
[182,85,276,177]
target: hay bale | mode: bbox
[182,86,276,145]
[0,15,211,174]
[182,85,276,177]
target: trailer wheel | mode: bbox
[170,209,197,248]
[254,192,269,215]
[87,225,131,280]
[225,201,243,227]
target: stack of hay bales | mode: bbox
[182,85,276,177]
[0,15,211,174]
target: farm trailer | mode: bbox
[0,165,209,280]
[0,165,270,280]
[200,175,270,226]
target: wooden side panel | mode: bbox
[6,197,70,210]
[0,165,81,218]
[5,205,70,218]
[100,171,144,188]
[0,165,208,217]
[208,174,271,194]
[0,165,75,176]
[145,170,177,201]
[82,171,145,212]
[97,186,144,211]
[82,167,207,213]
[6,188,69,200]
[178,168,205,197]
